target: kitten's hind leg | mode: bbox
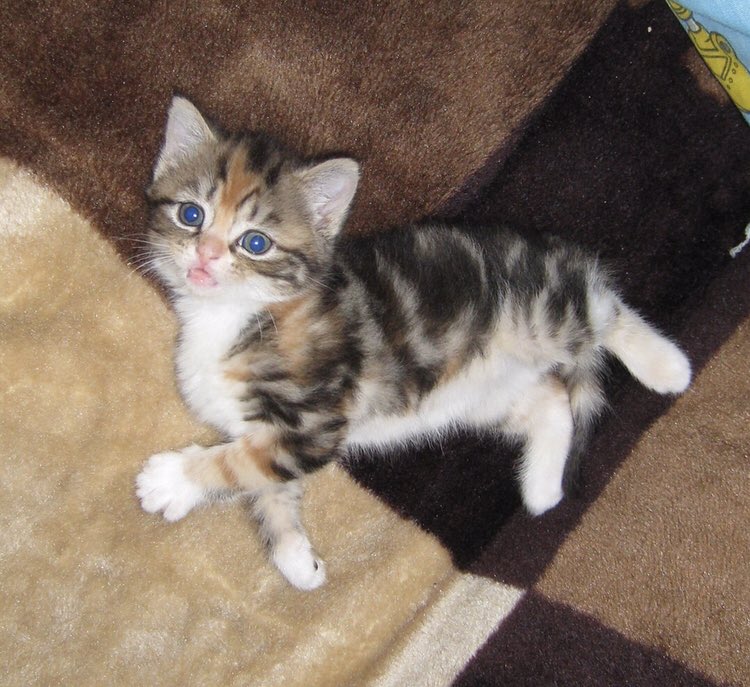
[505,377,574,516]
[252,483,326,590]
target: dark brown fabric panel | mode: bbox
[350,0,750,587]
[451,1,750,323]
[451,592,727,687]
[0,0,615,262]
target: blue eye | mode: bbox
[178,203,204,227]
[238,232,272,255]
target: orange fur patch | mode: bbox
[185,432,282,492]
[220,148,260,214]
[217,453,241,489]
[269,297,315,374]
[438,354,465,386]
[223,363,253,383]
[229,434,280,483]
[210,146,262,240]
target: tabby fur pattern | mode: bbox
[136,97,691,589]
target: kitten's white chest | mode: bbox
[174,297,256,437]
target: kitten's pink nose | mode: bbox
[196,234,225,264]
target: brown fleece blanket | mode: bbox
[1,2,749,685]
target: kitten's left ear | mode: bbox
[296,158,360,238]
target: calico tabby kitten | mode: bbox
[136,96,691,590]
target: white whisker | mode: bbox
[306,275,334,293]
[127,252,170,280]
[112,235,157,246]
[266,310,279,336]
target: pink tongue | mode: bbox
[187,267,218,287]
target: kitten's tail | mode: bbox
[562,300,691,492]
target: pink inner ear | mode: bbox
[155,97,215,178]
[317,175,355,220]
[304,159,359,234]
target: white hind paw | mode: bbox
[648,344,692,394]
[136,451,205,522]
[273,532,326,591]
[522,479,563,517]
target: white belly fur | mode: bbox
[345,354,547,451]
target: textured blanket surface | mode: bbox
[1,2,749,686]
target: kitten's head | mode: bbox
[146,96,359,303]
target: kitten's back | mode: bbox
[337,222,690,465]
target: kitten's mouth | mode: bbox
[187,266,218,288]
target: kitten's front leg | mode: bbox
[136,446,208,521]
[252,483,326,590]
[136,432,285,520]
[135,433,327,589]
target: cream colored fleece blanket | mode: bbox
[1,159,525,686]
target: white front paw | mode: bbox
[136,451,204,522]
[273,533,326,591]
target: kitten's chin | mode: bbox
[173,273,287,305]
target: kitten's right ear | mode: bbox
[153,96,216,179]
[294,158,360,239]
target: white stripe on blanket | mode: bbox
[365,574,524,687]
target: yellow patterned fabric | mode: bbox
[667,1,750,120]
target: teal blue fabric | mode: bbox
[682,1,750,34]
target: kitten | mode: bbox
[136,96,691,590]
